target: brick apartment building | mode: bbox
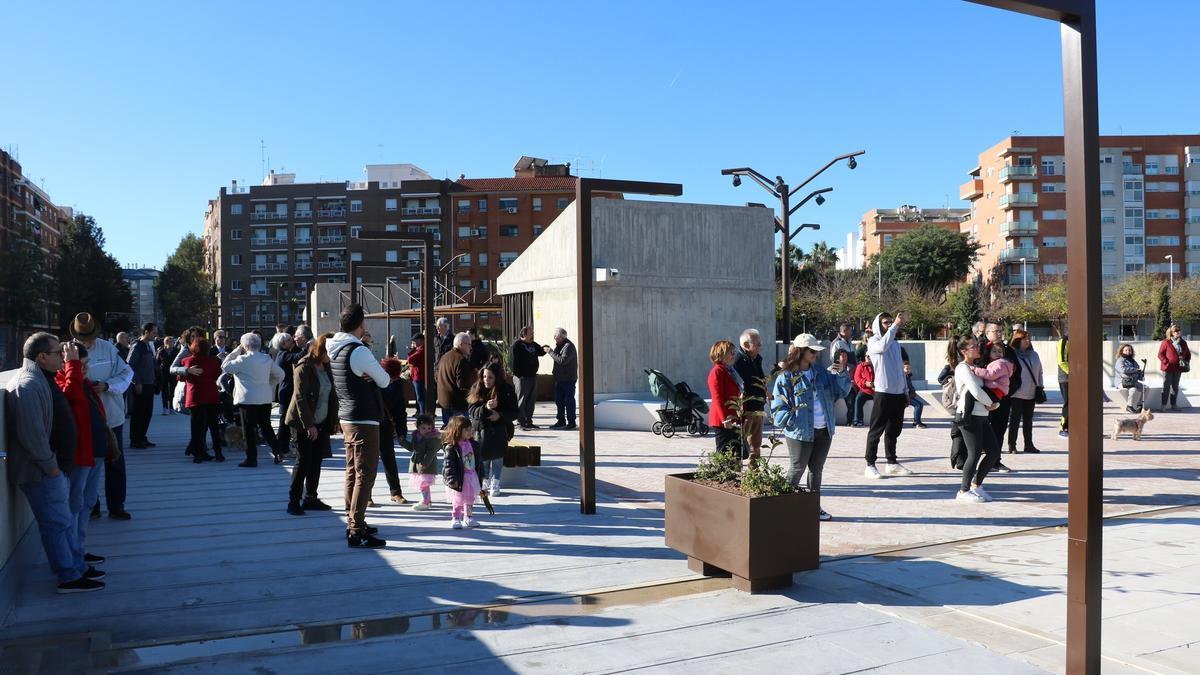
[204,156,601,337]
[960,134,1200,290]
[857,205,970,263]
[0,148,68,366]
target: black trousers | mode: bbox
[188,404,222,455]
[1162,371,1182,407]
[988,397,1012,448]
[129,387,157,444]
[160,378,176,409]
[379,418,406,497]
[1060,379,1069,431]
[239,404,277,464]
[865,392,907,465]
[714,426,741,457]
[1007,398,1036,450]
[960,414,1000,491]
[290,427,329,503]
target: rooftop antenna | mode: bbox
[260,139,267,179]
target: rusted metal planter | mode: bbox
[664,473,819,593]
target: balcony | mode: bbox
[959,178,983,201]
[295,261,313,270]
[317,235,347,245]
[999,247,1039,262]
[294,210,313,219]
[250,238,289,248]
[250,212,288,221]
[318,260,347,270]
[294,237,313,245]
[999,165,1037,182]
[317,208,346,218]
[252,262,287,272]
[250,289,269,297]
[1122,164,1142,175]
[999,193,1039,209]
[1002,273,1040,287]
[1000,221,1039,237]
[402,207,442,217]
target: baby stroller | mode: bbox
[645,368,709,438]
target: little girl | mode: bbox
[441,415,482,529]
[408,414,441,511]
[970,343,1013,403]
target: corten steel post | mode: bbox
[576,178,683,514]
[966,1,1101,672]
[350,232,437,414]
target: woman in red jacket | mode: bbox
[407,335,427,415]
[56,343,111,568]
[1158,324,1191,410]
[182,337,224,462]
[851,359,876,428]
[707,339,743,458]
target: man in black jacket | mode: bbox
[467,327,490,370]
[732,328,765,461]
[510,326,544,430]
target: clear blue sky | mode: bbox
[4,0,1198,269]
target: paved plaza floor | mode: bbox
[1,398,1197,673]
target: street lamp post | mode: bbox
[800,313,807,334]
[1021,257,1028,301]
[722,150,863,340]
[1165,254,1174,291]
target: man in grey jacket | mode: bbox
[127,322,159,449]
[544,328,578,430]
[72,312,135,520]
[863,312,914,479]
[4,333,103,593]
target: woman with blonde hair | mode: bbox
[707,339,743,457]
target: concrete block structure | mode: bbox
[497,198,776,404]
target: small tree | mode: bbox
[877,224,982,295]
[1170,278,1200,327]
[947,283,981,336]
[159,233,215,335]
[1107,274,1164,336]
[1152,284,1172,340]
[1032,277,1069,334]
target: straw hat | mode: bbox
[70,312,100,340]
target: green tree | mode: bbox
[0,221,51,338]
[947,283,981,336]
[801,241,840,272]
[54,213,132,335]
[1106,274,1164,327]
[775,242,803,285]
[1170,278,1200,325]
[877,224,981,295]
[1032,277,1069,333]
[1152,283,1172,340]
[159,233,214,335]
[895,283,948,339]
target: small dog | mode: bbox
[1111,409,1154,441]
[223,424,247,451]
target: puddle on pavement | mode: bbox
[101,577,731,669]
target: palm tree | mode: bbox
[806,241,840,271]
[776,243,804,282]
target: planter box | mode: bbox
[664,472,819,592]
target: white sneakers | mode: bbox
[865,463,915,479]
[972,485,993,502]
[412,502,431,511]
[490,480,501,497]
[451,516,481,528]
[450,519,463,529]
[465,517,480,528]
[956,489,985,503]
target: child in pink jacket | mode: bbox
[970,342,1013,403]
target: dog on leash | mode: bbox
[223,424,247,451]
[1111,409,1154,441]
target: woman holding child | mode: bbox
[949,336,1002,503]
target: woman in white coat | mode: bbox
[951,336,1001,503]
[221,333,285,467]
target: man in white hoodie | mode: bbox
[863,312,915,479]
[327,304,390,549]
[71,313,135,520]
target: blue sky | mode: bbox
[3,0,1198,268]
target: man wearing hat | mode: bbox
[71,313,135,520]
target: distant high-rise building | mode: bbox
[123,267,162,329]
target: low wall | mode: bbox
[0,369,36,619]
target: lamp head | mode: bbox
[815,194,826,206]
[731,175,741,187]
[848,156,858,170]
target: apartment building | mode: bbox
[204,164,452,335]
[857,205,970,263]
[0,148,68,366]
[960,134,1200,290]
[123,266,163,329]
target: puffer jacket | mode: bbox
[468,385,519,462]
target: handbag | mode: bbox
[106,427,122,464]
[1179,359,1190,373]
[1034,386,1047,404]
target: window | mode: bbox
[533,225,544,237]
[500,225,519,237]
[1041,158,1056,175]
[296,201,311,213]
[478,199,488,212]
[478,279,490,291]
[1158,182,1180,192]
[1041,183,1066,193]
[230,204,243,215]
[478,253,488,266]
[1043,209,1066,220]
[231,279,242,291]
[1124,207,1144,230]
[385,224,397,232]
[231,229,242,240]
[350,200,363,212]
[1017,156,1033,167]
[557,197,569,209]
[460,254,471,267]
[882,234,893,246]
[230,254,242,266]
[1125,263,1144,273]
[385,198,397,211]
[1189,263,1200,275]
[1125,236,1144,256]
[458,226,472,238]
[232,304,244,316]
[1042,264,1067,275]
[498,198,518,213]
[1101,209,1116,224]
[1042,237,1066,248]
[385,250,398,263]
[1146,236,1180,247]
[499,252,518,267]
[1100,181,1114,196]
[458,199,470,214]
[350,252,363,262]
[1187,236,1200,251]
[1123,178,1144,202]
[532,197,542,211]
[350,225,362,239]
[1102,238,1116,251]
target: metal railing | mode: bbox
[999,193,1039,207]
[317,235,347,245]
[295,261,313,270]
[250,238,289,248]
[1003,273,1040,286]
[318,260,347,270]
[294,237,312,245]
[402,207,442,216]
[1122,164,1143,174]
[250,212,288,221]
[294,210,313,219]
[1000,165,1037,180]
[999,247,1040,262]
[1000,221,1039,236]
[317,208,346,218]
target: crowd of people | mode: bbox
[3,305,582,592]
[705,313,1196,515]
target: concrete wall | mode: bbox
[498,198,776,397]
[308,283,405,361]
[0,369,36,619]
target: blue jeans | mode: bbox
[102,425,126,512]
[413,380,426,415]
[909,397,925,424]
[21,473,86,583]
[844,387,858,425]
[481,457,504,483]
[67,463,103,560]
[554,380,576,425]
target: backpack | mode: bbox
[941,375,958,411]
[1007,352,1023,397]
